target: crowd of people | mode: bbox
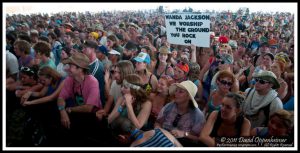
[5,7,295,147]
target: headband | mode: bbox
[123,80,141,90]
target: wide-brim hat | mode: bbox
[169,80,198,108]
[62,52,90,70]
[253,70,280,89]
[64,22,73,28]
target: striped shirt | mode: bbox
[134,128,175,147]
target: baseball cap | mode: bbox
[134,52,151,64]
[108,49,121,56]
[97,45,109,56]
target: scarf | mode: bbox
[243,88,278,115]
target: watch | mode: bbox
[184,131,189,137]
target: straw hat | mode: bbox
[169,80,198,108]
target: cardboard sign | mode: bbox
[165,13,210,47]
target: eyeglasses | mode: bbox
[219,80,233,86]
[21,66,35,74]
[255,78,270,84]
[172,114,182,127]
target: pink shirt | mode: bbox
[59,75,102,108]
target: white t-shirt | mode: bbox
[6,50,19,75]
[109,80,122,104]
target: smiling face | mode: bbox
[158,53,168,63]
[173,66,186,81]
[217,76,233,93]
[38,75,52,86]
[157,78,169,94]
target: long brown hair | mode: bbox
[124,74,148,105]
[38,66,62,86]
[116,60,135,82]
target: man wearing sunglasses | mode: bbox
[242,70,283,128]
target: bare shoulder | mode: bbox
[142,100,152,107]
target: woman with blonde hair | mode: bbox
[108,74,152,146]
[271,60,288,100]
[146,75,175,130]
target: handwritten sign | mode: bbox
[165,13,210,47]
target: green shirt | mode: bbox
[40,59,56,70]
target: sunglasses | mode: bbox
[219,80,233,86]
[21,66,35,74]
[219,61,225,64]
[255,78,270,84]
[172,114,182,127]
[110,70,116,74]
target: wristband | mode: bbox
[117,105,123,113]
[58,105,65,111]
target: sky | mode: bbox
[3,3,297,15]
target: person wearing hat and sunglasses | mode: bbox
[57,52,102,130]
[155,80,206,146]
[242,70,283,128]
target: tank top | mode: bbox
[142,74,153,94]
[210,111,244,137]
[154,64,170,80]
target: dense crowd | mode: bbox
[5,7,294,147]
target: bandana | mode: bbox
[176,62,189,73]
[123,80,141,90]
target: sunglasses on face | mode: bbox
[255,78,270,84]
[110,70,116,74]
[219,80,233,86]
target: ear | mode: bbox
[268,83,274,89]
